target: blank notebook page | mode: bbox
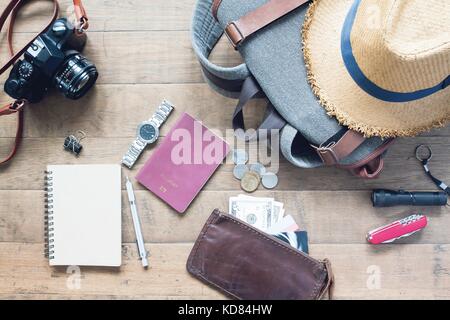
[47,165,122,267]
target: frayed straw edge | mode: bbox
[301,0,450,138]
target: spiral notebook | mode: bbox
[45,165,122,267]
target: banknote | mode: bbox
[229,195,290,232]
[272,201,285,225]
[228,195,307,252]
[229,196,274,231]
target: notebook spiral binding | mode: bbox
[44,170,55,260]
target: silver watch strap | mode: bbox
[122,137,147,169]
[149,100,174,128]
[122,100,175,169]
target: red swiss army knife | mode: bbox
[367,214,428,245]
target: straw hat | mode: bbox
[302,0,450,137]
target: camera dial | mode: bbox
[18,61,34,80]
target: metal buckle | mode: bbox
[313,142,339,165]
[224,22,243,49]
[11,99,27,112]
[76,17,89,34]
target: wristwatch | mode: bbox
[122,100,174,168]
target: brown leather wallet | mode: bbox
[187,209,334,300]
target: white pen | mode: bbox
[125,176,149,268]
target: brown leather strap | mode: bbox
[0,0,58,166]
[314,131,395,179]
[355,157,384,179]
[220,0,310,48]
[3,0,89,72]
[0,0,89,165]
[0,100,27,165]
[73,0,89,32]
[313,130,366,166]
[341,138,396,179]
[0,0,59,76]
[212,0,222,20]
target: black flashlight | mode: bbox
[372,189,448,207]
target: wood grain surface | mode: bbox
[0,0,449,300]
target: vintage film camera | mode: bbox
[5,18,98,103]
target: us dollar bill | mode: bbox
[229,195,278,231]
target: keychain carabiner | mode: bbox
[415,144,433,162]
[415,144,450,204]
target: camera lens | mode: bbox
[54,53,98,100]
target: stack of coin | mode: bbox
[232,149,279,192]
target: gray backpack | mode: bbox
[192,0,395,178]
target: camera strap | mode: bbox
[0,0,89,165]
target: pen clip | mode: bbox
[125,176,136,201]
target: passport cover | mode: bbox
[136,113,229,213]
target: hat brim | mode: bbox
[302,0,450,137]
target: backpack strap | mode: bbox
[340,138,395,179]
[192,0,285,137]
[233,77,286,141]
[214,0,310,48]
[355,157,385,179]
[280,123,394,179]
[312,130,366,166]
[312,129,395,179]
[192,0,250,98]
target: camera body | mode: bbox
[5,18,98,103]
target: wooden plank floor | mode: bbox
[1,0,449,300]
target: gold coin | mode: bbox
[240,171,260,193]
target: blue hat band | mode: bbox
[341,0,450,103]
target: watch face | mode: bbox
[139,123,157,141]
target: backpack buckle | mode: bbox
[224,22,243,49]
[313,142,339,166]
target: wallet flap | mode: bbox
[187,209,333,300]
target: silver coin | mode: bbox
[250,163,266,177]
[233,164,249,180]
[261,172,279,189]
[233,149,248,165]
